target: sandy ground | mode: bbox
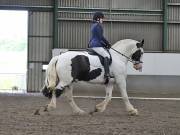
[0,94,179,135]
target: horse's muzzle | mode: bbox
[133,63,142,71]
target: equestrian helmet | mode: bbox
[93,12,104,21]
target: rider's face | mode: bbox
[99,18,103,23]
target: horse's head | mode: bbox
[131,39,144,70]
[112,39,144,71]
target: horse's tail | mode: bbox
[46,56,59,89]
[41,56,59,98]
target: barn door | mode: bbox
[0,10,27,93]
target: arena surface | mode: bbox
[0,94,179,135]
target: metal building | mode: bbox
[0,0,180,93]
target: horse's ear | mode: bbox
[141,39,144,45]
[136,39,144,48]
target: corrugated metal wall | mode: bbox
[57,0,163,51]
[0,0,52,7]
[112,0,162,10]
[28,11,53,92]
[167,1,180,51]
[28,11,53,62]
[27,63,44,92]
[111,22,162,51]
[56,0,180,52]
[58,0,109,8]
[58,21,91,49]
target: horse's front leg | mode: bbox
[93,83,113,113]
[116,75,138,116]
[64,85,86,115]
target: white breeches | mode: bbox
[92,47,110,58]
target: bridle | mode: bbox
[110,47,143,65]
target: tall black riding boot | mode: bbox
[104,57,110,82]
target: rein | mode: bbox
[110,47,142,65]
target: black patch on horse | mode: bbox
[131,50,142,62]
[42,86,64,98]
[42,86,52,98]
[71,55,102,81]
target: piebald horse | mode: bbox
[35,39,144,116]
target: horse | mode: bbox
[35,39,144,116]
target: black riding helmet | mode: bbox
[93,12,104,21]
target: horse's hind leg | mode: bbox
[44,90,57,112]
[34,90,56,115]
[64,85,86,115]
[44,81,66,112]
[93,83,113,113]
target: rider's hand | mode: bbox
[106,43,111,49]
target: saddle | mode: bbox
[86,48,112,66]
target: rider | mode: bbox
[89,12,111,81]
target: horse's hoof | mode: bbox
[34,109,40,115]
[89,111,94,115]
[78,111,87,115]
[43,105,49,112]
[89,108,97,115]
[95,106,105,113]
[74,110,86,115]
[128,108,138,116]
[94,107,99,112]
[89,107,104,115]
[44,107,48,112]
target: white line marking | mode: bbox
[74,96,180,101]
[0,93,180,101]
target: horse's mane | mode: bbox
[112,39,138,48]
[112,39,139,53]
